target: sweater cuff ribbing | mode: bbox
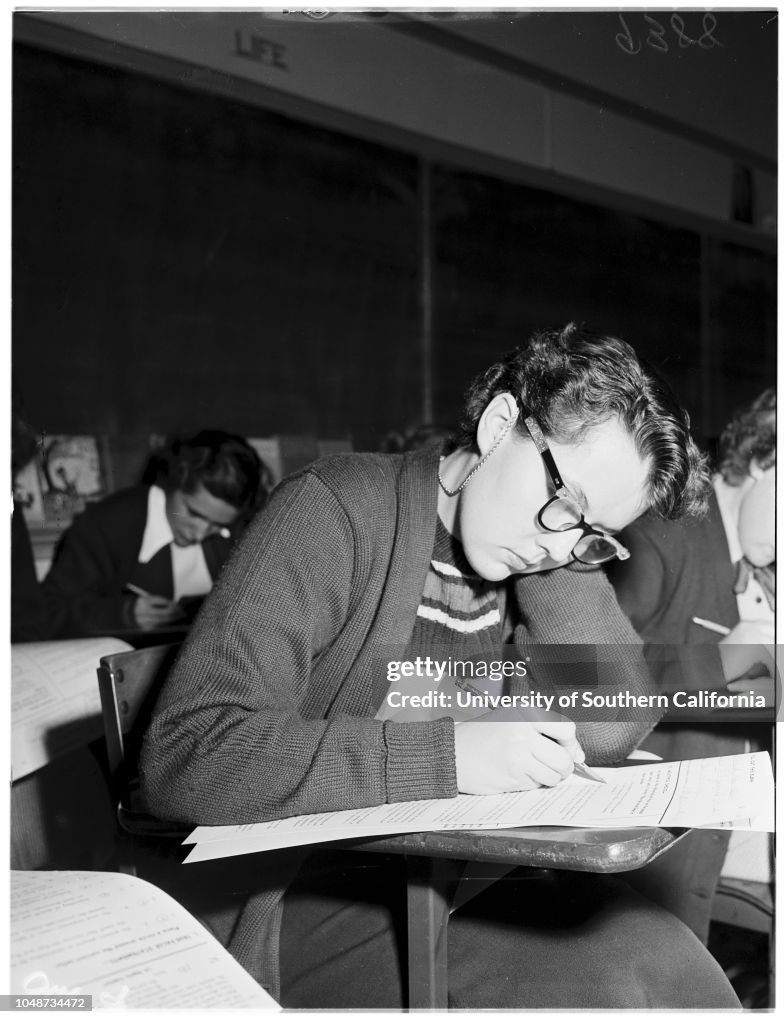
[383,718,457,803]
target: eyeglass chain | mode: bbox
[437,414,517,497]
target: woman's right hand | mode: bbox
[454,719,584,794]
[718,619,775,682]
[133,594,186,630]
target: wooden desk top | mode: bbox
[345,824,686,873]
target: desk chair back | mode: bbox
[97,643,189,839]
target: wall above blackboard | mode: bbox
[16,10,777,236]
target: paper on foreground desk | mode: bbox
[184,751,774,864]
[11,638,133,780]
[10,871,279,1010]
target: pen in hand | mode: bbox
[692,616,731,636]
[456,678,606,784]
[572,761,606,784]
[123,583,186,629]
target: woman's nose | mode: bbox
[536,529,580,563]
[190,519,213,542]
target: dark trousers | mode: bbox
[279,850,740,1010]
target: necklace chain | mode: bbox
[437,416,516,497]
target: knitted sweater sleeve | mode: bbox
[511,562,662,765]
[139,470,456,825]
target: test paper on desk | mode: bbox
[10,871,279,1009]
[11,638,133,780]
[183,751,773,864]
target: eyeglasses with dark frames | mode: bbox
[516,400,631,565]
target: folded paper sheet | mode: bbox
[10,871,280,1010]
[11,638,133,780]
[183,751,773,864]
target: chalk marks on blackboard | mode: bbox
[616,13,725,56]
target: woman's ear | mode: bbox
[475,393,519,455]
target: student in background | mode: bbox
[608,388,775,695]
[11,413,52,642]
[42,430,266,638]
[11,410,116,869]
[379,422,454,453]
[141,324,739,1009]
[607,389,775,945]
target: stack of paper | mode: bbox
[183,751,773,864]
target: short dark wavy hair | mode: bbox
[719,389,776,486]
[455,323,710,520]
[157,430,266,513]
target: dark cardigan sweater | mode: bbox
[606,490,739,694]
[139,447,659,996]
[42,486,233,638]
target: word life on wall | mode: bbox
[233,30,289,70]
[616,13,724,55]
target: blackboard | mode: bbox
[13,42,775,453]
[431,168,704,433]
[13,43,422,452]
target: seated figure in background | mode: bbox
[42,429,266,638]
[609,388,774,695]
[607,389,775,944]
[379,422,454,454]
[12,412,53,642]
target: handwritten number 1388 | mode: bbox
[616,13,724,55]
